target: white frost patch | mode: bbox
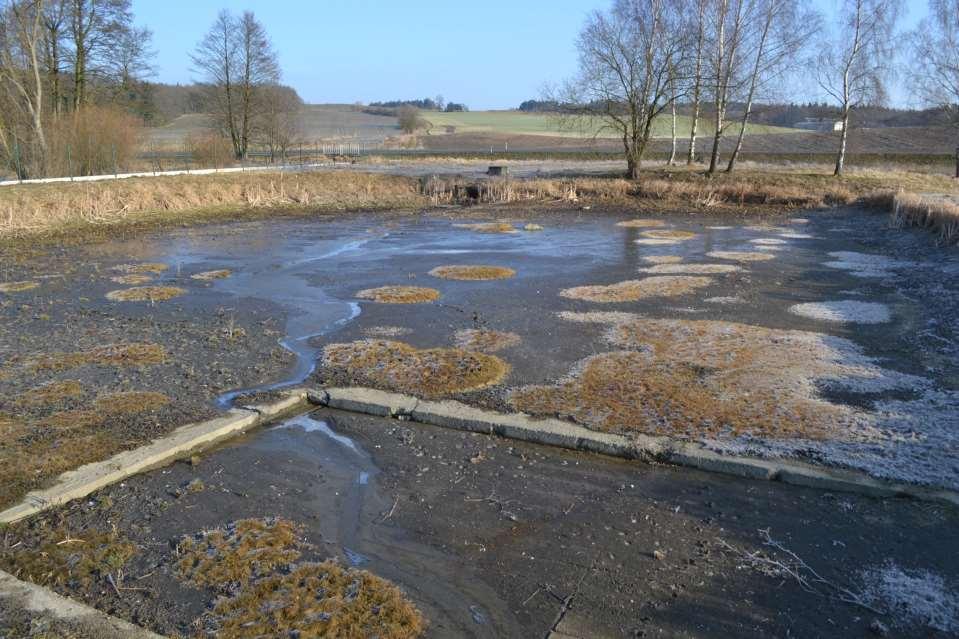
[750,238,788,245]
[705,296,742,304]
[860,562,959,633]
[708,225,734,230]
[824,251,912,278]
[788,300,891,324]
[779,232,816,239]
[640,263,741,275]
[788,217,811,224]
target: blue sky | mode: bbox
[132,0,929,110]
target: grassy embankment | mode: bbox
[0,165,956,243]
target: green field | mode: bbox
[421,110,799,139]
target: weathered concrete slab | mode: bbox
[0,569,166,638]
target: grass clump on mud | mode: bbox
[616,218,667,228]
[453,329,521,353]
[111,262,168,274]
[323,339,509,398]
[28,342,167,371]
[639,229,697,241]
[452,222,517,234]
[428,265,516,280]
[355,286,440,304]
[191,269,232,281]
[105,285,186,302]
[706,251,776,262]
[15,380,83,407]
[511,313,917,440]
[560,276,713,303]
[0,280,39,293]
[176,518,425,639]
[109,273,154,284]
[0,527,136,588]
[93,391,170,414]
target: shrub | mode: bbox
[44,106,143,177]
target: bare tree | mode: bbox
[706,0,752,175]
[685,0,708,164]
[40,0,66,114]
[909,0,959,123]
[0,0,47,176]
[397,105,423,133]
[260,84,302,162]
[561,0,687,180]
[192,10,280,159]
[725,0,820,172]
[68,0,132,108]
[818,0,900,176]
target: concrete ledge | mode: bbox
[0,389,312,524]
[316,387,959,507]
[0,569,166,638]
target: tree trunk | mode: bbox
[708,107,723,174]
[834,110,850,176]
[668,101,677,165]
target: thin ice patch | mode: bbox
[789,301,891,324]
[824,251,912,278]
[750,238,788,246]
[859,562,958,633]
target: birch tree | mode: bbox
[818,0,900,176]
[706,0,752,175]
[685,0,708,164]
[910,0,959,123]
[0,0,47,176]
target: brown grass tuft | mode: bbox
[453,222,517,233]
[111,262,168,274]
[29,342,167,371]
[355,286,440,304]
[560,276,713,303]
[105,285,186,302]
[16,380,83,407]
[38,409,104,430]
[428,265,516,280]
[190,269,232,281]
[93,391,170,415]
[109,273,153,285]
[0,528,136,588]
[0,281,39,293]
[453,329,521,353]
[323,339,509,398]
[706,251,776,262]
[617,219,667,228]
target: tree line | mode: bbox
[561,0,958,179]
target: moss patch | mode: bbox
[323,339,509,398]
[105,286,186,302]
[109,273,153,285]
[0,528,136,588]
[616,219,667,228]
[29,343,167,371]
[94,391,170,415]
[355,286,440,304]
[191,269,232,281]
[560,276,713,303]
[0,280,39,293]
[111,262,168,274]
[428,265,516,281]
[453,329,521,353]
[513,314,909,440]
[453,222,517,233]
[706,251,776,262]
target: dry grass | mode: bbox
[109,273,153,284]
[190,269,232,281]
[512,314,905,440]
[323,339,509,398]
[453,329,521,353]
[37,409,103,430]
[1,528,136,589]
[0,171,425,240]
[111,262,168,274]
[560,276,713,303]
[105,285,186,302]
[616,219,667,228]
[212,560,426,639]
[642,255,683,264]
[706,251,776,262]
[28,342,167,371]
[893,192,959,245]
[15,380,83,407]
[0,280,39,293]
[176,518,425,639]
[428,265,516,280]
[355,286,440,304]
[93,391,170,415]
[641,263,741,274]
